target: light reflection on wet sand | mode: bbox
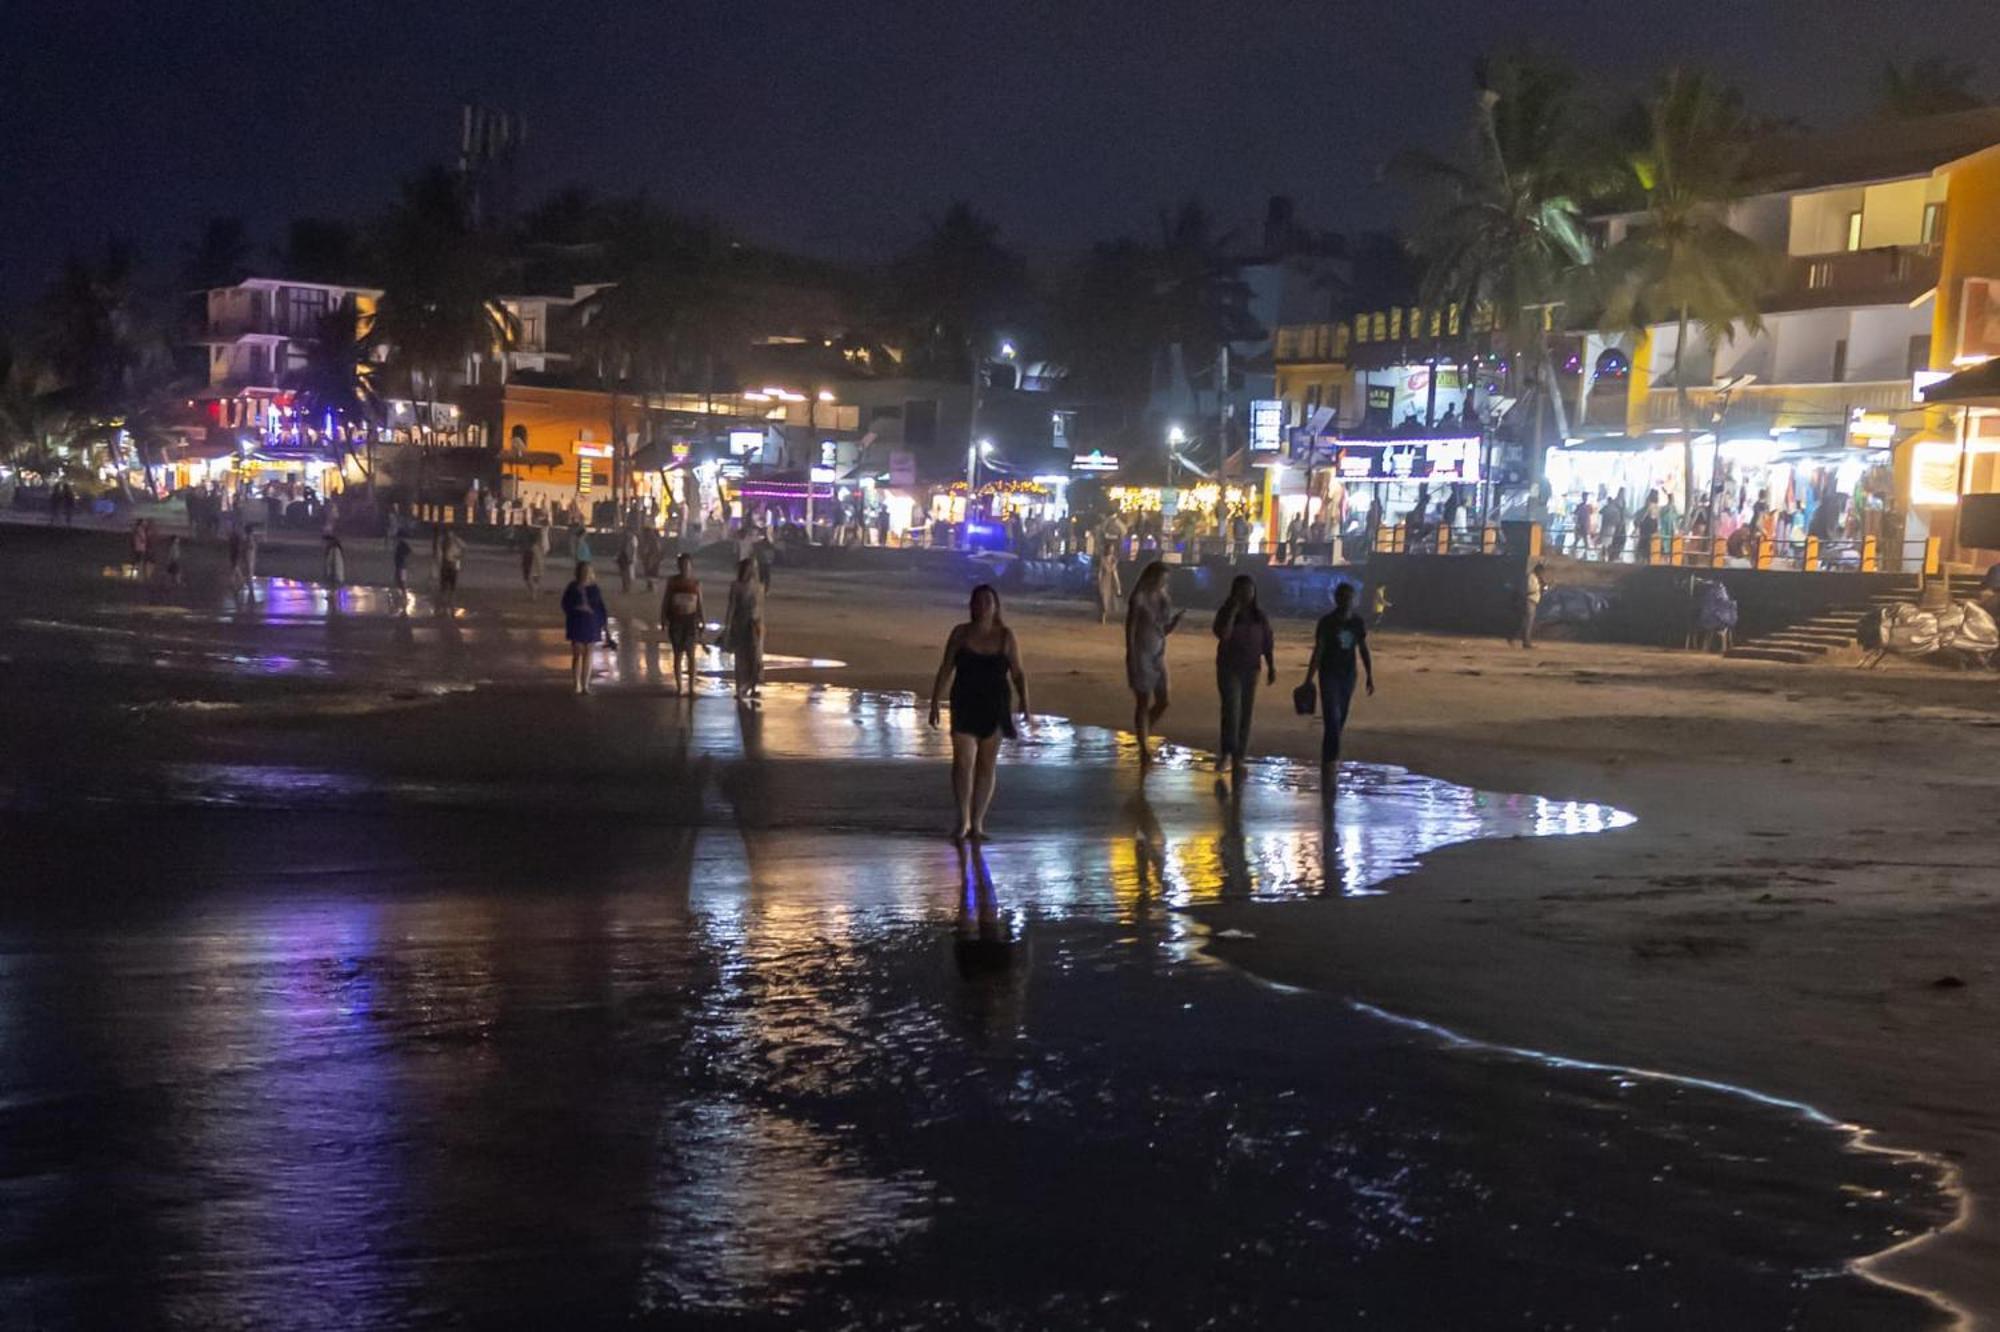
[0,586,1955,1328]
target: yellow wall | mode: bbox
[1933,144,2000,366]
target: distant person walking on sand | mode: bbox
[561,562,608,694]
[393,534,413,610]
[129,519,150,577]
[639,525,664,591]
[1303,581,1375,803]
[662,553,706,696]
[1212,574,1275,778]
[519,523,547,596]
[723,558,766,700]
[928,583,1030,842]
[1511,562,1545,649]
[437,528,464,613]
[1094,548,1122,624]
[163,535,183,589]
[1125,561,1185,766]
[322,534,346,588]
[238,524,260,588]
[615,528,637,594]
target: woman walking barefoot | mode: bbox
[928,584,1029,842]
[661,552,706,696]
[561,561,609,694]
[723,558,766,700]
[1124,561,1183,766]
[1211,574,1275,778]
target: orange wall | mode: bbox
[1933,145,2000,365]
[498,385,620,499]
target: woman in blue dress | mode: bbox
[927,584,1030,842]
[561,561,608,694]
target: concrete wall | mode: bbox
[1362,551,1906,646]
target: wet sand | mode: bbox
[4,519,1997,1324]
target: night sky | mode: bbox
[6,0,2000,315]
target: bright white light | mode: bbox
[999,340,1017,360]
[1167,425,1188,446]
[816,389,836,403]
[980,439,995,456]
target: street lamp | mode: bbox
[1167,424,1188,485]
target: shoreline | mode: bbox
[7,524,1998,1323]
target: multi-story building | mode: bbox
[1571,108,2000,567]
[194,276,381,409]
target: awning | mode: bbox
[1557,434,1678,453]
[1921,359,2000,406]
[503,450,569,470]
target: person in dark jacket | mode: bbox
[561,562,609,694]
[1211,574,1275,778]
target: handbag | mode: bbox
[1292,680,1317,716]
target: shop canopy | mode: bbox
[1921,359,2000,406]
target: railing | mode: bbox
[1772,244,1939,310]
[1632,380,1911,433]
[1542,522,1942,574]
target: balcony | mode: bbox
[1632,380,1912,433]
[1771,244,1940,312]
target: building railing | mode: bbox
[1632,379,1912,433]
[1773,244,1940,309]
[1370,517,1945,574]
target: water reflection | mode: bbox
[0,609,1941,1326]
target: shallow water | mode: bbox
[0,573,1956,1328]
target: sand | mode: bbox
[9,516,2000,1324]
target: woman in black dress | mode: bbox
[928,584,1030,842]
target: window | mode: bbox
[1921,202,1946,245]
[1845,210,1864,252]
[1389,308,1402,340]
[283,286,329,336]
[1372,312,1386,341]
[520,312,543,350]
[1806,259,1834,290]
[1907,334,1932,376]
[1830,338,1848,384]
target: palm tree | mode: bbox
[31,243,181,499]
[574,204,750,496]
[1878,57,1986,120]
[1397,55,1602,506]
[289,302,383,491]
[1600,68,1778,514]
[1149,199,1259,369]
[887,201,1028,382]
[369,168,516,474]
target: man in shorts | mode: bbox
[661,553,706,697]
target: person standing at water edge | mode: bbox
[1125,561,1183,766]
[438,527,464,613]
[662,553,705,697]
[393,534,413,611]
[723,558,765,700]
[1303,582,1374,802]
[928,584,1030,842]
[1212,574,1275,778]
[561,562,608,694]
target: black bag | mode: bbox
[1292,680,1317,716]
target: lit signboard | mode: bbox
[574,439,613,459]
[1320,436,1483,482]
[1250,399,1285,453]
[728,429,765,457]
[1071,449,1120,472]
